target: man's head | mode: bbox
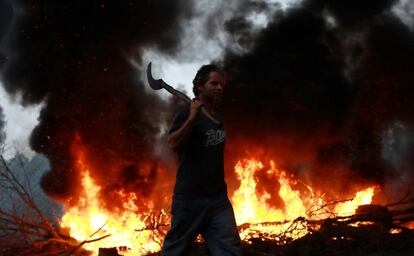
[192,64,225,101]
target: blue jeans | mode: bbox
[161,194,242,256]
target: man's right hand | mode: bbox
[188,98,203,121]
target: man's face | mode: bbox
[198,71,225,101]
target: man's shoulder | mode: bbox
[168,104,191,135]
[176,104,190,114]
[174,105,190,120]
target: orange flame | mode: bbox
[60,171,164,255]
[231,159,376,241]
[61,148,377,254]
[334,187,376,216]
[60,141,166,255]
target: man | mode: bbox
[161,65,242,256]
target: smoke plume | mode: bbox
[221,0,414,201]
[0,0,13,67]
[1,0,193,209]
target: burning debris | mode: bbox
[241,202,414,256]
[1,144,414,255]
[49,156,414,255]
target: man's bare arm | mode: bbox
[167,117,196,151]
[167,98,203,151]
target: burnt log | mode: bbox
[356,204,393,230]
[98,247,122,256]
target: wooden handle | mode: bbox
[200,108,221,125]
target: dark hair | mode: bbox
[192,64,223,96]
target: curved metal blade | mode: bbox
[146,62,163,90]
[145,62,220,125]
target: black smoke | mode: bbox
[0,0,193,208]
[0,0,13,67]
[221,0,414,200]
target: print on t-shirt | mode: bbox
[205,129,226,147]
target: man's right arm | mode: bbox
[167,116,196,151]
[167,98,203,151]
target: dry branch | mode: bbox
[0,154,108,255]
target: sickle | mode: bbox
[146,62,220,125]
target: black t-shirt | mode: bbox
[168,106,227,196]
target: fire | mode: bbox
[60,145,377,254]
[231,158,377,241]
[60,141,166,256]
[334,187,375,216]
[232,159,311,224]
[60,171,164,255]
